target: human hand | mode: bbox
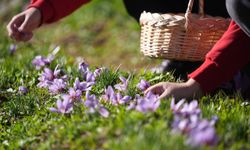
[145,79,203,100]
[7,7,42,42]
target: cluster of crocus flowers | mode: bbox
[170,99,218,147]
[127,79,161,113]
[37,66,68,95]
[31,53,220,146]
[136,79,150,91]
[114,76,129,91]
[49,96,73,114]
[126,92,160,114]
[32,55,55,70]
[32,53,110,117]
[102,85,131,106]
[31,46,60,70]
[84,91,109,118]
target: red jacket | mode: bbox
[28,0,250,93]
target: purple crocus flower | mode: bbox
[94,67,104,77]
[84,92,109,117]
[107,92,132,106]
[41,67,60,81]
[114,76,129,91]
[116,93,131,104]
[179,100,201,117]
[172,114,199,134]
[48,79,67,94]
[42,68,56,81]
[37,68,56,88]
[49,97,73,114]
[86,71,96,83]
[84,91,99,113]
[78,61,89,77]
[135,92,160,113]
[18,86,28,94]
[137,79,150,91]
[102,86,131,105]
[210,116,219,126]
[171,98,185,114]
[187,119,218,146]
[170,98,219,147]
[102,86,115,101]
[37,75,51,88]
[37,66,67,88]
[171,99,201,117]
[73,78,94,91]
[126,102,136,110]
[9,44,17,55]
[32,55,54,70]
[98,106,109,118]
[62,88,82,103]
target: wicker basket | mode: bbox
[140,0,230,61]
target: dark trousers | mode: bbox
[123,0,229,22]
[226,0,250,37]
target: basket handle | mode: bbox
[185,0,205,29]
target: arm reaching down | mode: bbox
[147,21,250,100]
[7,0,90,42]
[28,0,91,24]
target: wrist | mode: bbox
[27,7,42,27]
[185,78,203,99]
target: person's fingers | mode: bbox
[7,14,25,40]
[159,90,171,100]
[7,21,18,39]
[145,83,165,95]
[18,15,31,33]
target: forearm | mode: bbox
[188,21,250,93]
[28,0,91,24]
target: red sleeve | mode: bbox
[188,21,250,93]
[28,0,91,24]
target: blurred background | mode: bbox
[0,0,160,71]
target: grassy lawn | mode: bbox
[0,0,249,149]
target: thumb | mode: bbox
[158,90,171,100]
[18,17,30,33]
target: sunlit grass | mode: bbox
[0,0,249,149]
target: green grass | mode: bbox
[0,0,250,149]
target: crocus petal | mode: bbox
[119,76,127,84]
[94,68,103,77]
[120,96,131,104]
[47,54,55,63]
[78,61,89,74]
[49,107,58,113]
[18,86,28,94]
[152,99,161,111]
[137,79,150,91]
[62,97,70,107]
[188,100,198,111]
[86,71,95,82]
[172,99,185,113]
[9,44,17,54]
[61,94,71,102]
[98,106,109,118]
[56,99,63,109]
[65,105,73,114]
[127,102,136,110]
[188,126,218,146]
[114,84,125,91]
[106,86,115,97]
